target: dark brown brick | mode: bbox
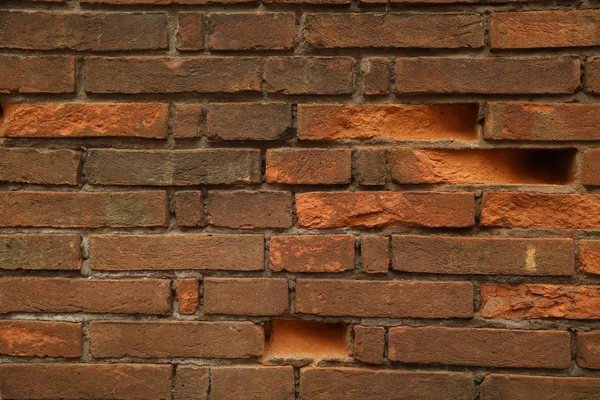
[266,149,352,184]
[209,13,295,51]
[361,235,389,274]
[177,13,204,51]
[270,235,355,273]
[173,104,203,138]
[480,374,600,400]
[207,191,293,229]
[0,147,80,185]
[175,191,206,227]
[587,58,600,94]
[0,234,81,271]
[212,367,295,399]
[356,148,388,186]
[207,103,291,141]
[204,278,289,316]
[0,320,82,358]
[583,149,600,186]
[577,331,600,369]
[353,326,384,364]
[0,55,74,93]
[363,57,390,95]
[265,57,354,94]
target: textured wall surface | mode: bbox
[1,0,600,399]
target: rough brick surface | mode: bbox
[353,326,385,364]
[265,57,354,94]
[174,191,206,227]
[480,375,600,400]
[361,235,389,274]
[207,103,291,141]
[0,55,74,93]
[269,235,355,272]
[266,149,351,184]
[0,321,82,358]
[207,191,293,228]
[209,13,295,51]
[204,278,289,315]
[0,234,81,270]
[176,279,199,315]
[577,331,600,369]
[174,366,209,400]
[0,147,80,185]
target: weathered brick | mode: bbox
[177,13,204,51]
[209,13,295,51]
[177,279,199,315]
[0,234,81,271]
[84,57,261,93]
[490,11,600,49]
[0,278,171,315]
[583,149,600,186]
[204,278,289,316]
[580,240,600,275]
[0,55,74,93]
[266,0,347,3]
[207,103,291,141]
[392,235,574,276]
[577,331,600,369]
[0,11,167,51]
[265,57,354,94]
[300,368,475,400]
[85,149,261,185]
[207,191,293,229]
[367,0,545,3]
[480,283,600,319]
[174,366,209,400]
[0,321,81,358]
[297,104,478,141]
[0,103,169,138]
[361,236,389,274]
[175,191,206,227]
[296,279,473,318]
[296,192,474,229]
[304,13,483,48]
[356,148,387,186]
[173,104,203,138]
[480,374,600,400]
[0,148,80,185]
[353,326,384,364]
[389,326,570,368]
[90,321,264,358]
[266,149,351,184]
[212,367,295,399]
[90,234,264,271]
[586,58,600,93]
[84,0,253,3]
[270,235,355,273]
[363,58,390,95]
[396,57,579,94]
[0,191,167,228]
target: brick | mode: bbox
[480,374,600,400]
[389,326,570,368]
[0,103,169,138]
[266,0,348,3]
[304,13,483,49]
[353,326,384,364]
[490,11,600,49]
[90,321,264,358]
[583,149,600,186]
[270,235,355,273]
[174,366,209,400]
[265,57,354,94]
[296,279,473,318]
[0,11,167,51]
[84,0,253,3]
[587,58,600,93]
[396,57,579,94]
[177,279,199,315]
[480,283,600,319]
[0,278,171,315]
[0,320,81,358]
[363,58,390,95]
[175,191,206,227]
[266,149,351,184]
[209,13,294,51]
[580,240,600,275]
[297,104,478,141]
[0,364,172,399]
[577,331,600,369]
[173,104,203,138]
[0,191,167,228]
[85,57,261,93]
[212,367,295,400]
[90,234,264,271]
[0,234,81,271]
[204,278,289,316]
[0,55,74,93]
[300,368,474,400]
[481,192,600,229]
[392,235,574,276]
[296,191,474,229]
[85,149,261,185]
[207,191,293,229]
[356,148,387,185]
[207,103,291,141]
[361,236,389,274]
[0,147,80,185]
[177,13,204,51]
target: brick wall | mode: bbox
[1,0,600,399]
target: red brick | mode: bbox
[356,148,388,185]
[173,104,203,138]
[266,0,347,3]
[480,283,600,319]
[84,57,261,93]
[207,103,291,141]
[0,234,81,271]
[296,191,474,229]
[586,58,600,93]
[368,0,544,3]
[83,0,253,3]
[396,57,579,94]
[177,279,199,315]
[0,278,171,315]
[0,103,169,138]
[579,240,600,275]
[265,57,354,94]
[0,191,167,228]
[389,326,570,368]
[90,234,264,271]
[490,11,600,49]
[577,331,600,369]
[0,320,81,358]
[583,149,600,186]
[85,149,261,185]
[270,235,355,273]
[266,149,351,184]
[300,368,474,400]
[209,13,295,51]
[177,13,204,51]
[0,364,172,399]
[207,191,293,229]
[0,147,80,185]
[174,366,209,400]
[361,236,389,274]
[297,104,478,141]
[0,55,74,93]
[0,11,166,51]
[480,374,600,400]
[90,321,264,358]
[392,235,574,276]
[175,191,205,227]
[204,278,289,316]
[212,367,294,399]
[304,13,483,49]
[296,279,473,318]
[481,192,600,229]
[363,58,390,95]
[353,326,384,364]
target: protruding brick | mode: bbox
[579,240,600,275]
[173,104,203,138]
[353,326,384,364]
[204,278,289,316]
[0,55,74,93]
[207,103,291,141]
[0,234,82,271]
[356,148,387,186]
[361,236,389,274]
[577,331,600,369]
[480,374,600,400]
[177,279,199,315]
[270,235,355,273]
[0,148,80,185]
[296,279,473,318]
[207,191,293,229]
[209,13,295,51]
[266,149,351,185]
[174,366,209,400]
[265,57,354,94]
[212,367,295,400]
[363,58,390,95]
[177,13,204,51]
[0,321,82,358]
[175,191,206,227]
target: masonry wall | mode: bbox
[1,0,600,399]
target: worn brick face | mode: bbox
[270,235,355,272]
[204,278,289,316]
[0,234,82,270]
[207,103,291,141]
[209,13,295,50]
[0,55,74,93]
[0,321,82,358]
[266,149,352,184]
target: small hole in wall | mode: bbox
[518,149,576,185]
[265,319,348,361]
